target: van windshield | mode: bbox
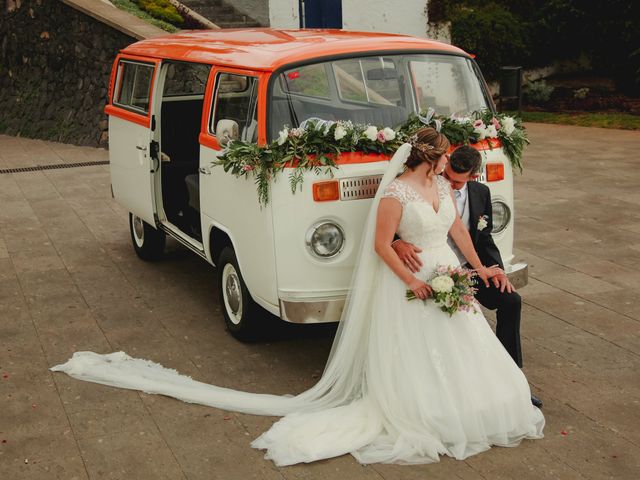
[269,54,490,140]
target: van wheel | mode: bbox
[217,246,264,341]
[129,213,165,261]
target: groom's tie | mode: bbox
[454,189,465,217]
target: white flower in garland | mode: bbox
[501,116,516,136]
[334,125,347,141]
[485,124,498,138]
[473,120,487,140]
[277,128,288,145]
[364,125,378,141]
[382,127,396,141]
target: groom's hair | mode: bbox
[449,146,482,174]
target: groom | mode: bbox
[393,145,542,408]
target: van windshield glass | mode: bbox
[270,54,489,141]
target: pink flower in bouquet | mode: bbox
[473,119,484,128]
[243,164,254,171]
[491,117,501,130]
[376,130,386,143]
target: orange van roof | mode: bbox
[120,28,469,71]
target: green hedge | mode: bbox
[135,0,184,27]
[450,3,529,81]
[432,0,639,94]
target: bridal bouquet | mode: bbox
[406,265,479,316]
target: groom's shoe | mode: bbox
[531,394,543,408]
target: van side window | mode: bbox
[163,62,210,97]
[211,73,258,143]
[114,61,155,114]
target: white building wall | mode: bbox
[269,0,300,28]
[342,0,427,37]
[268,1,430,38]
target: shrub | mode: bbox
[135,0,183,26]
[524,80,554,105]
[449,3,530,81]
[573,87,589,99]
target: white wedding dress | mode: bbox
[51,145,544,466]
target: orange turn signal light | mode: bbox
[485,163,505,182]
[313,180,340,202]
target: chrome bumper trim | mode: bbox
[279,297,345,324]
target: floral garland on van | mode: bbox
[215,109,527,206]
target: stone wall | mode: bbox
[0,0,136,147]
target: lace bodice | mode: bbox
[383,176,456,250]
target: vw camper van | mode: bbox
[106,29,527,340]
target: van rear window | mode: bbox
[114,61,155,114]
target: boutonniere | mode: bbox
[477,215,489,231]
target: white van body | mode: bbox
[106,29,527,339]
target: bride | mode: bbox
[51,127,544,466]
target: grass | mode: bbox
[110,0,179,33]
[512,111,640,130]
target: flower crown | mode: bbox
[408,134,436,154]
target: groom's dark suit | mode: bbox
[466,181,523,367]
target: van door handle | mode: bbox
[136,145,147,151]
[199,167,211,175]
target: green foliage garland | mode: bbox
[215,111,528,206]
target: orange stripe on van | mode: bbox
[284,151,391,168]
[199,133,221,151]
[452,138,502,152]
[105,105,150,128]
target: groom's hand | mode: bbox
[491,272,515,293]
[392,240,423,273]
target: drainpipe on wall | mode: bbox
[299,0,306,28]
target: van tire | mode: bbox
[129,213,165,261]
[217,246,264,341]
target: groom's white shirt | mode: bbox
[448,182,470,265]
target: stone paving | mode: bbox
[0,124,639,479]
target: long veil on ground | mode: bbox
[50,144,412,417]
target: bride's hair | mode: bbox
[406,127,450,172]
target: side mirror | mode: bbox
[216,119,239,147]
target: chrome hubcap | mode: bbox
[132,215,144,246]
[222,264,243,325]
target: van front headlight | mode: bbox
[306,221,345,258]
[491,201,511,234]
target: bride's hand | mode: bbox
[408,278,432,300]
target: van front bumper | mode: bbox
[279,296,346,324]
[279,262,528,324]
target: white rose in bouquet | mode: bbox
[364,125,378,141]
[431,275,455,294]
[501,116,516,136]
[334,125,347,141]
[382,127,396,141]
